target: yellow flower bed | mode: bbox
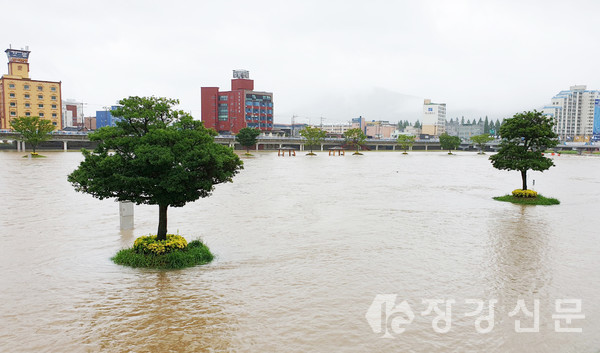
[512,189,538,198]
[133,234,188,255]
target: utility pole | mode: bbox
[320,116,324,129]
[78,100,88,131]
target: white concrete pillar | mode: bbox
[321,144,324,151]
[376,145,379,151]
[425,145,428,151]
[22,141,25,151]
[119,201,134,230]
[63,141,68,151]
[392,145,396,151]
[17,141,21,152]
[300,144,304,151]
[256,143,259,151]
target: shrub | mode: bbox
[133,234,188,255]
[512,189,538,198]
[112,238,214,269]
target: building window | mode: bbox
[10,111,16,116]
[52,122,57,126]
[52,104,57,109]
[9,93,15,98]
[51,86,57,92]
[218,96,228,101]
[38,104,44,108]
[9,83,15,89]
[38,95,43,99]
[37,86,43,91]
[52,113,57,118]
[25,103,30,108]
[51,96,57,100]
[10,102,16,107]
[25,112,31,116]
[39,113,44,117]
[24,94,30,99]
[24,84,30,90]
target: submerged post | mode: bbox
[119,201,134,230]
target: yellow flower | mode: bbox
[133,234,188,255]
[512,189,538,198]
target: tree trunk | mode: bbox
[157,204,168,241]
[521,170,527,190]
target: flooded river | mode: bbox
[1,151,599,352]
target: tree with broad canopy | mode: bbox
[489,110,557,190]
[10,116,55,153]
[68,96,243,241]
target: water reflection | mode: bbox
[487,206,553,299]
[80,271,235,352]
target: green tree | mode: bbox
[414,120,422,129]
[484,116,490,134]
[344,128,367,154]
[489,110,558,190]
[68,96,243,241]
[299,126,326,155]
[236,127,261,154]
[470,133,494,154]
[439,133,461,154]
[396,134,415,154]
[10,116,55,153]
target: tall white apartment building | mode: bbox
[422,99,446,136]
[543,85,600,141]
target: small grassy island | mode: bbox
[112,235,214,270]
[22,152,46,158]
[494,189,560,206]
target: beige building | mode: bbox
[0,47,62,130]
[365,121,396,139]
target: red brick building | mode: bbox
[201,70,273,134]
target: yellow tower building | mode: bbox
[0,47,62,130]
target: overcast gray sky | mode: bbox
[5,0,600,125]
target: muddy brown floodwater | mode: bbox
[1,151,599,352]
